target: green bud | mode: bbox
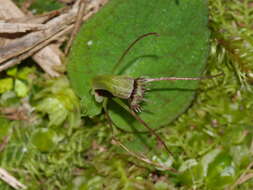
[91,73,223,112]
[92,75,134,101]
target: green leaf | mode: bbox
[17,67,35,80]
[34,77,81,127]
[154,181,170,190]
[14,79,29,97]
[31,128,59,152]
[0,78,13,93]
[0,91,19,106]
[36,97,68,126]
[29,0,64,13]
[6,67,17,77]
[179,159,198,173]
[0,117,11,141]
[68,0,210,131]
[178,159,203,186]
[80,95,102,118]
[206,152,236,189]
[200,148,222,177]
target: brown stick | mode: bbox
[64,0,87,55]
[0,0,63,77]
[0,168,26,190]
[0,0,108,76]
[0,25,73,72]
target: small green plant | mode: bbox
[67,0,211,170]
[90,32,222,157]
[68,0,210,132]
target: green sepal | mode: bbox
[92,75,134,100]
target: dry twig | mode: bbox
[0,168,26,190]
[0,0,108,76]
[229,161,253,190]
[64,0,87,55]
[0,0,63,77]
[0,22,46,33]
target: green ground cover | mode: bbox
[0,0,253,189]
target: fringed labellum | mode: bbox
[92,74,222,113]
[92,75,145,112]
